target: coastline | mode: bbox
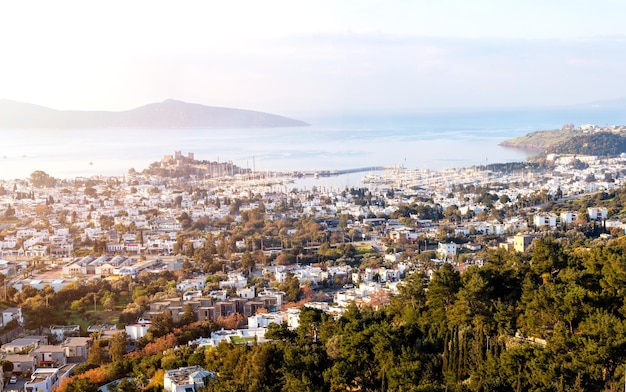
[5,109,626,181]
[0,127,535,181]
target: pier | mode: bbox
[300,166,386,177]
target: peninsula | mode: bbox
[0,99,309,129]
[500,123,626,156]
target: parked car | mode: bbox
[9,375,17,383]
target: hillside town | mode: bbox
[0,150,625,391]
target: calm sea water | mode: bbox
[1,106,625,181]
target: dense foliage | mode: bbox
[546,132,626,156]
[48,236,626,391]
[476,161,548,173]
[184,238,626,391]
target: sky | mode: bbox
[1,0,626,117]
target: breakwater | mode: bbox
[300,166,386,177]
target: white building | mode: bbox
[182,291,203,301]
[219,272,247,289]
[533,213,557,228]
[164,366,214,392]
[236,287,255,299]
[248,312,285,329]
[560,211,579,225]
[258,290,285,309]
[287,308,301,329]
[125,322,151,341]
[23,367,62,392]
[49,325,80,341]
[437,242,457,260]
[2,307,23,327]
[588,207,608,221]
[177,277,206,292]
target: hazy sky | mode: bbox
[1,0,626,117]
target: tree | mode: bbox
[71,299,85,313]
[177,212,192,229]
[444,205,461,223]
[64,377,99,392]
[530,238,568,278]
[87,339,104,365]
[112,378,141,392]
[241,251,255,276]
[99,215,115,230]
[173,195,183,208]
[109,332,128,362]
[216,313,246,330]
[3,204,15,219]
[425,262,461,338]
[178,303,195,326]
[275,252,295,266]
[30,170,56,188]
[101,291,118,311]
[84,186,98,197]
[280,273,303,303]
[0,359,14,372]
[149,312,174,339]
[265,322,297,342]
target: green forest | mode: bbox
[192,237,626,392]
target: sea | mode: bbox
[2,106,626,189]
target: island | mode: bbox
[0,99,309,129]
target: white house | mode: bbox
[560,211,579,225]
[437,242,457,260]
[219,272,247,289]
[2,353,34,376]
[533,213,557,228]
[588,207,608,221]
[182,291,203,301]
[248,312,285,329]
[258,290,285,309]
[23,367,61,392]
[1,337,44,354]
[125,321,151,341]
[177,277,206,292]
[49,325,80,341]
[236,287,256,299]
[163,365,214,392]
[2,307,23,327]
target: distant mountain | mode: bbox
[0,99,309,129]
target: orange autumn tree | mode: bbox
[53,366,108,392]
[126,333,178,360]
[216,313,246,329]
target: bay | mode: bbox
[1,106,626,181]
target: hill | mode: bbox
[501,125,626,157]
[499,128,582,150]
[0,99,309,129]
[545,132,626,156]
